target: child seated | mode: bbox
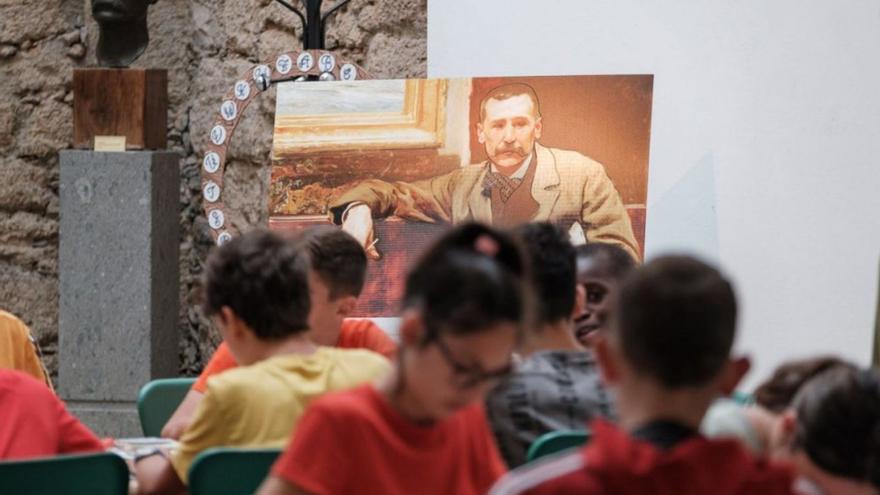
[0,369,103,460]
[491,256,795,495]
[0,309,51,387]
[702,355,850,454]
[161,226,396,439]
[486,223,614,467]
[135,229,389,495]
[771,365,880,495]
[257,223,528,495]
[573,242,636,345]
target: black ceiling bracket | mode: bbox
[272,0,353,50]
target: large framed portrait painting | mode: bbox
[269,75,654,316]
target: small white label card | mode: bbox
[94,135,126,151]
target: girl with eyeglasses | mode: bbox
[257,223,529,495]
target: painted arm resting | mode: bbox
[328,172,459,225]
[580,167,641,261]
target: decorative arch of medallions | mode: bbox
[199,49,370,246]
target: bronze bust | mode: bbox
[91,0,158,67]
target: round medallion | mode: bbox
[220,100,237,121]
[210,125,227,145]
[203,152,221,173]
[276,54,293,75]
[252,65,271,82]
[208,209,225,229]
[318,53,336,72]
[217,231,233,246]
[340,64,358,81]
[296,52,314,72]
[203,181,221,203]
[234,80,251,100]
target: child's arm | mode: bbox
[256,476,313,495]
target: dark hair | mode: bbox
[403,223,528,339]
[613,255,737,388]
[753,356,851,413]
[479,83,541,121]
[575,242,637,281]
[792,366,880,488]
[202,228,310,340]
[513,222,575,325]
[299,226,367,299]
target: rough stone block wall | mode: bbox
[0,0,427,379]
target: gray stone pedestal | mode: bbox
[59,150,179,437]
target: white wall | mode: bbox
[428,0,880,388]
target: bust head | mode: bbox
[91,0,158,67]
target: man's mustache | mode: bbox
[495,145,527,157]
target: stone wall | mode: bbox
[0,0,427,379]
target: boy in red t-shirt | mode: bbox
[0,369,103,460]
[162,227,396,439]
[257,223,529,495]
[490,256,797,495]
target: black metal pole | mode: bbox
[304,0,325,49]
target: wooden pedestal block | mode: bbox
[73,68,167,150]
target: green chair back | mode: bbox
[189,447,282,495]
[0,452,129,495]
[526,430,590,463]
[137,377,196,437]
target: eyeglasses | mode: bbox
[432,335,513,389]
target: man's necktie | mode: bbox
[482,171,523,202]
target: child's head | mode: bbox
[202,228,311,365]
[776,366,880,495]
[754,355,850,413]
[397,223,528,420]
[512,222,576,328]
[298,226,367,343]
[573,242,636,344]
[596,255,747,411]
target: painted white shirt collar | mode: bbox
[490,153,533,180]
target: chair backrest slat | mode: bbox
[0,452,129,495]
[526,430,590,463]
[189,447,282,495]
[137,377,196,437]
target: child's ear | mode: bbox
[220,306,249,340]
[779,409,798,449]
[219,306,236,329]
[399,310,426,347]
[593,332,621,386]
[718,356,751,396]
[335,296,358,318]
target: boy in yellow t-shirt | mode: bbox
[135,229,389,494]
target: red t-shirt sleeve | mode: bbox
[272,399,352,495]
[363,325,397,360]
[54,391,104,454]
[338,319,397,360]
[192,342,238,393]
[471,405,508,487]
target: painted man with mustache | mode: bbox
[330,83,640,261]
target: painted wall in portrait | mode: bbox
[269,75,653,316]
